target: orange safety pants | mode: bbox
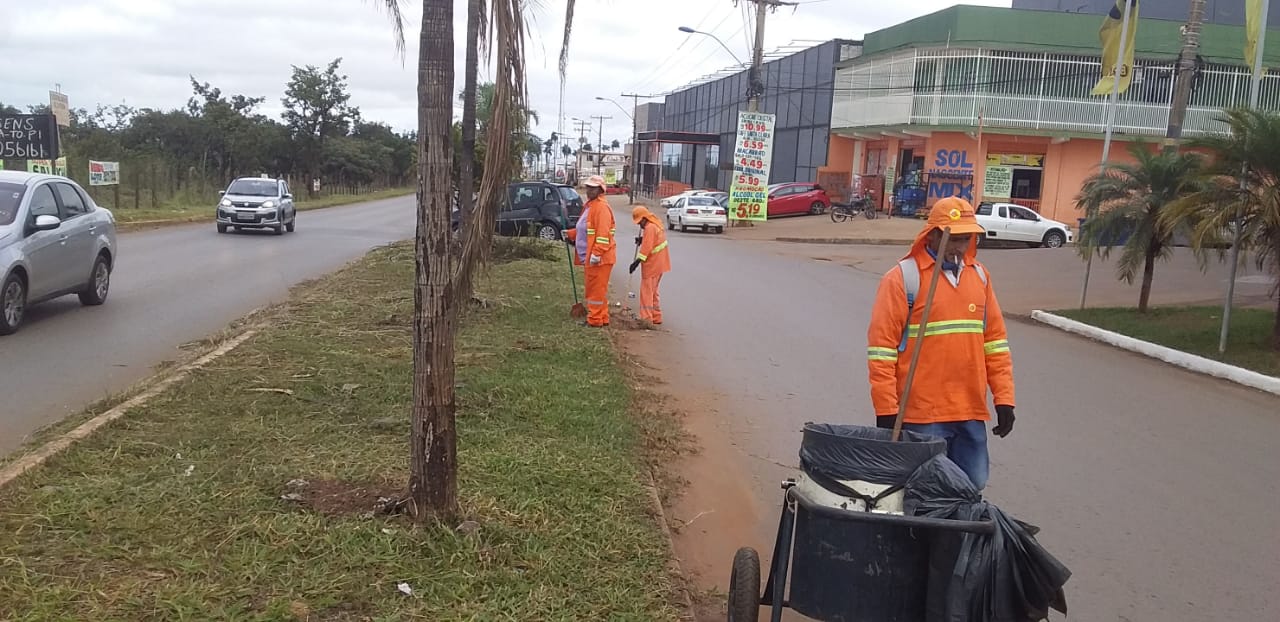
[639,273,663,324]
[584,264,612,326]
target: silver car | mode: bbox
[215,177,297,235]
[0,171,117,335]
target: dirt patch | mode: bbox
[281,478,406,517]
[616,330,774,621]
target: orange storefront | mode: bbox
[823,131,1149,224]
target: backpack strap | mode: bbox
[974,264,988,329]
[897,258,919,352]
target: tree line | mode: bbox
[0,58,415,208]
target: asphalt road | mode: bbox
[616,206,1280,621]
[0,195,415,455]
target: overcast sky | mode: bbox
[0,0,1010,148]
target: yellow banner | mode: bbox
[1245,0,1264,74]
[986,153,1043,167]
[1092,0,1140,96]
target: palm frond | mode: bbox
[455,0,528,300]
[366,0,406,58]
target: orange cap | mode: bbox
[924,197,985,236]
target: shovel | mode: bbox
[891,226,950,442]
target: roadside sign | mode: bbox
[27,158,67,176]
[49,91,70,127]
[727,111,775,222]
[89,160,120,185]
[0,114,59,160]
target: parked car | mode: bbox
[660,189,714,209]
[975,202,1073,248]
[0,171,117,335]
[665,195,727,233]
[216,177,296,235]
[450,181,584,240]
[766,182,831,216]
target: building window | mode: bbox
[704,145,720,190]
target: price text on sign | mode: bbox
[0,115,59,161]
[727,110,775,222]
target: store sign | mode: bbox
[986,153,1044,167]
[727,111,775,222]
[89,160,120,186]
[984,165,1014,198]
[0,114,59,160]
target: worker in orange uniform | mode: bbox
[563,175,616,327]
[628,206,671,324]
[865,197,1016,490]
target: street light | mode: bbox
[678,25,744,65]
[595,96,633,121]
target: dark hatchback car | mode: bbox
[451,182,584,240]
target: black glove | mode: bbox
[628,259,640,274]
[876,415,896,430]
[993,405,1016,438]
[634,235,643,245]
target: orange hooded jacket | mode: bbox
[866,197,1016,424]
[632,207,671,276]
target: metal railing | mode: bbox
[833,48,1280,137]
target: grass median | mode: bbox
[110,187,414,227]
[1058,306,1279,377]
[0,240,683,621]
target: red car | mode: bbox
[767,182,831,217]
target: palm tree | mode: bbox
[561,144,573,158]
[610,139,621,151]
[1076,143,1206,312]
[1164,108,1280,349]
[458,0,487,233]
[410,0,460,522]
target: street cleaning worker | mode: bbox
[865,196,1016,490]
[628,206,671,324]
[563,175,616,327]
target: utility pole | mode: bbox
[571,118,592,180]
[591,115,611,174]
[621,93,658,202]
[745,0,797,112]
[1163,0,1206,152]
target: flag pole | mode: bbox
[1080,0,1135,309]
[1219,0,1269,353]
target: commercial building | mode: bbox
[1012,0,1280,28]
[637,39,863,200]
[828,5,1280,222]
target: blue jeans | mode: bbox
[902,420,990,490]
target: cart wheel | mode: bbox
[727,547,761,622]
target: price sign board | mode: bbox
[0,114,59,161]
[727,110,775,222]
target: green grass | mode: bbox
[0,241,682,621]
[110,187,414,226]
[1059,306,1280,377]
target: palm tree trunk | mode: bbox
[410,0,459,523]
[459,0,482,233]
[1138,243,1157,313]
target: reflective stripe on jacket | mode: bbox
[865,231,1015,424]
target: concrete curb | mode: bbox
[644,470,699,621]
[1030,310,1280,397]
[0,329,259,490]
[773,236,911,246]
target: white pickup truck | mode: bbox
[975,202,1073,248]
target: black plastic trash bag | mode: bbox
[799,423,947,486]
[905,455,1071,622]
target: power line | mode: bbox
[628,7,737,94]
